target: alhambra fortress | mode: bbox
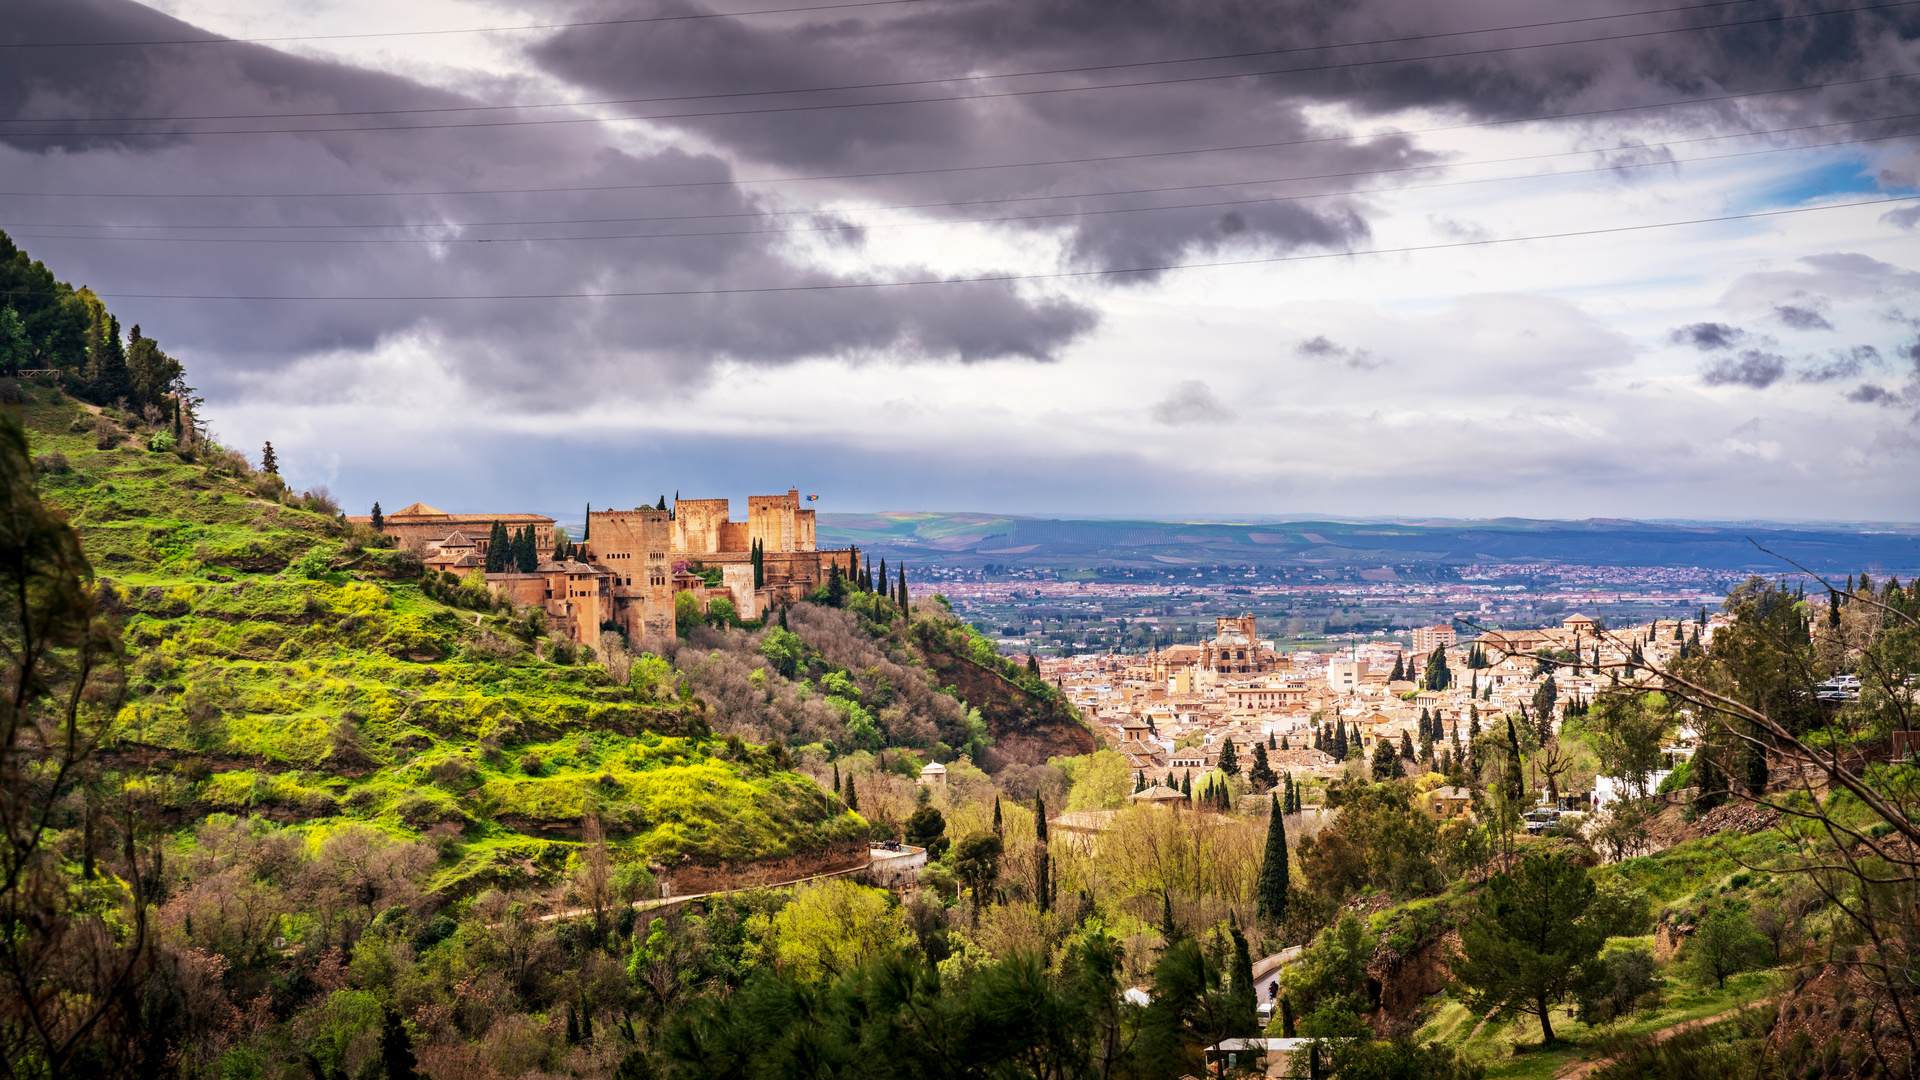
[348,491,858,645]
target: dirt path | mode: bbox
[530,846,921,925]
[1551,998,1775,1080]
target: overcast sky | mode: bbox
[3,0,1918,522]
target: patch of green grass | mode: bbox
[1420,969,1777,1079]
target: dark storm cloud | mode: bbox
[0,0,1095,405]
[1668,322,1749,350]
[1701,349,1787,388]
[526,0,1920,266]
[7,0,1918,410]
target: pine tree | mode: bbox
[370,502,384,532]
[1256,794,1289,924]
[1218,737,1240,776]
[260,440,278,475]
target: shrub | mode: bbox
[148,430,177,453]
[1683,903,1772,987]
[32,451,69,474]
[520,754,544,777]
[1575,944,1660,1024]
[301,485,341,516]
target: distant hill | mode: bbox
[820,511,1920,573]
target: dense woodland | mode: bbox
[2,236,1920,1080]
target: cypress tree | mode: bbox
[1218,737,1239,776]
[1134,769,1145,793]
[583,504,592,542]
[370,501,384,532]
[1035,794,1051,913]
[485,521,508,573]
[1182,771,1192,797]
[1332,723,1347,761]
[846,777,859,813]
[1504,717,1525,804]
[1256,794,1289,923]
[1281,996,1295,1038]
[1248,741,1276,791]
[1229,921,1257,1035]
[993,796,1003,837]
[1401,730,1415,762]
[381,1005,419,1080]
[1280,734,1289,750]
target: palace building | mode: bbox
[353,491,858,647]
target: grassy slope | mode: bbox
[1400,823,1814,1078]
[19,386,864,892]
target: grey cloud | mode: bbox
[1775,304,1833,331]
[524,0,1920,283]
[1799,345,1880,383]
[1701,350,1787,389]
[1668,322,1747,350]
[1849,383,1897,404]
[1884,206,1920,230]
[0,0,1097,408]
[1150,380,1235,425]
[1295,335,1386,370]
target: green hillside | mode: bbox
[17,382,864,892]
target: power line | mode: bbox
[0,0,932,49]
[5,0,1774,124]
[4,70,1911,202]
[17,127,1913,246]
[9,111,1911,237]
[57,194,1920,300]
[5,0,1915,136]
